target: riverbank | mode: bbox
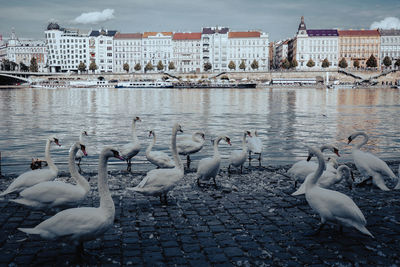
[0,162,399,266]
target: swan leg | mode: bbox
[76,242,84,261]
[258,153,261,167]
[213,177,218,188]
[164,194,168,205]
[228,164,231,174]
[127,159,132,172]
[186,155,191,169]
[294,180,297,189]
[240,164,243,174]
[197,177,202,187]
[248,151,252,165]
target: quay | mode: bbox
[0,163,399,266]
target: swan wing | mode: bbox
[177,139,202,154]
[14,181,87,208]
[129,168,183,194]
[19,207,110,240]
[0,168,57,196]
[307,187,366,226]
[197,157,221,179]
[229,150,246,166]
[121,143,141,158]
[353,149,396,179]
[148,151,175,168]
[287,161,318,182]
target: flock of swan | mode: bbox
[0,117,399,258]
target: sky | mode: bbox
[1,0,400,42]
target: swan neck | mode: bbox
[146,134,156,154]
[45,139,57,173]
[306,150,325,188]
[355,132,368,149]
[242,134,247,151]
[132,121,138,142]
[213,136,223,158]
[98,153,115,214]
[172,128,183,169]
[69,145,89,190]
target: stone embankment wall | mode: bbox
[31,70,399,84]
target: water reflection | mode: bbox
[0,87,399,174]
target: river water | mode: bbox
[0,87,399,175]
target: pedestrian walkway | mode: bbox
[0,164,399,266]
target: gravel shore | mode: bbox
[0,161,399,266]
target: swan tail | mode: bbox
[126,186,143,192]
[356,225,374,238]
[291,183,306,196]
[10,198,37,208]
[18,227,43,236]
[0,188,16,197]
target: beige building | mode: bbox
[338,30,380,68]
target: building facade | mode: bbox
[273,39,289,68]
[379,29,400,68]
[338,29,380,69]
[227,31,269,71]
[113,33,142,73]
[172,32,202,73]
[45,23,89,73]
[142,32,173,72]
[88,29,117,73]
[294,17,339,69]
[201,27,229,72]
[7,30,47,72]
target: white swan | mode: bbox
[0,136,61,197]
[292,165,354,196]
[247,130,263,166]
[177,131,205,169]
[11,141,90,209]
[287,144,340,187]
[304,146,374,238]
[196,135,231,187]
[18,147,125,257]
[146,130,175,169]
[121,116,141,172]
[128,123,184,204]
[348,131,398,191]
[228,131,251,174]
[75,130,88,171]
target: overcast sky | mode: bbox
[1,0,399,42]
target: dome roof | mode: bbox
[47,22,60,30]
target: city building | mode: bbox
[201,27,229,72]
[338,29,380,69]
[0,34,7,61]
[172,32,202,73]
[45,22,90,73]
[6,30,47,72]
[113,33,142,73]
[273,39,290,68]
[142,32,173,72]
[294,16,339,69]
[89,29,117,73]
[379,29,400,68]
[227,31,269,71]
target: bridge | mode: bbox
[0,71,61,85]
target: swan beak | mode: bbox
[116,155,125,160]
[306,155,312,162]
[84,131,88,136]
[82,150,88,157]
[334,148,340,157]
[54,140,61,146]
[347,136,352,144]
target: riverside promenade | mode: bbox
[0,163,399,266]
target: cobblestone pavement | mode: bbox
[0,162,399,266]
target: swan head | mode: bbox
[79,142,88,157]
[327,156,339,168]
[246,131,252,137]
[101,147,125,160]
[174,123,183,134]
[306,146,326,171]
[224,136,232,146]
[320,144,340,157]
[48,136,61,146]
[149,130,154,137]
[347,131,367,144]
[194,131,205,140]
[339,165,354,190]
[81,130,88,136]
[133,116,141,123]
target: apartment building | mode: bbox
[172,32,202,73]
[142,32,173,72]
[113,33,142,73]
[379,29,400,68]
[89,29,117,73]
[338,29,380,68]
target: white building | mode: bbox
[379,29,400,68]
[113,33,142,73]
[172,32,202,73]
[227,31,269,71]
[45,22,89,73]
[273,39,289,68]
[88,29,117,73]
[0,34,7,62]
[201,27,229,72]
[294,16,339,69]
[142,32,173,72]
[6,30,47,72]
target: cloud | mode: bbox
[370,17,400,29]
[73,9,114,24]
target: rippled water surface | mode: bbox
[0,87,399,175]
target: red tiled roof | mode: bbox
[228,31,260,38]
[143,32,173,38]
[114,33,142,39]
[338,29,380,37]
[173,33,202,40]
